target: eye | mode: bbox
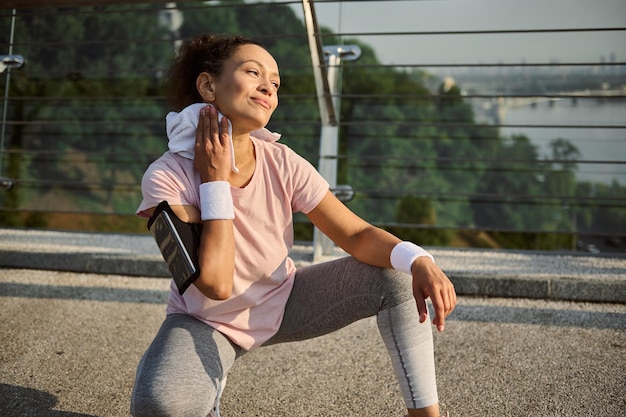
[247,69,259,77]
[272,81,280,89]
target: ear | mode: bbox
[196,72,217,102]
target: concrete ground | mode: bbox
[0,228,625,416]
[1,269,624,417]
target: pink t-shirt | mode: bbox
[137,137,329,350]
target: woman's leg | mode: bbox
[130,313,242,417]
[265,256,440,415]
[378,300,439,416]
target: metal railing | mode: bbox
[0,1,624,252]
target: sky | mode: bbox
[286,0,626,184]
[289,0,626,66]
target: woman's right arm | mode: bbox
[188,106,236,300]
[170,204,236,301]
[146,106,236,300]
[144,198,234,300]
[144,107,236,299]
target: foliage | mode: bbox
[0,2,623,250]
[0,5,172,228]
[388,195,453,246]
[576,180,626,235]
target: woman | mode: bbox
[131,34,456,417]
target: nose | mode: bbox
[258,85,272,96]
[259,78,276,96]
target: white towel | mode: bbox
[166,103,281,173]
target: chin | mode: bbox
[229,108,273,132]
[249,115,273,130]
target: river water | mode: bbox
[499,98,626,185]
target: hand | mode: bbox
[194,105,232,183]
[411,257,456,332]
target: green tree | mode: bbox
[472,134,546,231]
[389,195,453,246]
[2,2,622,247]
[577,180,626,235]
[0,6,172,228]
[542,138,582,235]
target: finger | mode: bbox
[195,107,207,146]
[430,291,446,332]
[437,284,456,331]
[448,285,457,315]
[433,314,445,332]
[208,106,220,143]
[220,115,230,146]
[414,291,428,324]
[441,286,452,316]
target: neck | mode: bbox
[232,133,254,167]
[229,133,256,188]
[231,131,252,153]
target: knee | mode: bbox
[345,257,414,308]
[378,267,414,308]
[131,386,212,417]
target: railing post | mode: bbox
[302,0,361,261]
[313,46,360,260]
[0,9,23,190]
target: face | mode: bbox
[197,44,280,134]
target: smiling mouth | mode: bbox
[252,98,271,109]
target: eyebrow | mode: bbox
[242,59,280,79]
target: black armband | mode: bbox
[147,200,202,295]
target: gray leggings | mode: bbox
[130,257,438,417]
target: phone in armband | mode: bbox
[147,201,203,295]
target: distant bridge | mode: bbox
[474,88,625,124]
[502,88,625,109]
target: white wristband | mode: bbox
[199,181,235,221]
[390,241,435,275]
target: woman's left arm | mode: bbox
[306,191,456,331]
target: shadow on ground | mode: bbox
[0,384,98,417]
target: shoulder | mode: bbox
[252,136,291,154]
[148,151,192,169]
[144,151,194,178]
[141,151,198,194]
[137,152,198,216]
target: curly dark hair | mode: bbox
[165,34,265,111]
